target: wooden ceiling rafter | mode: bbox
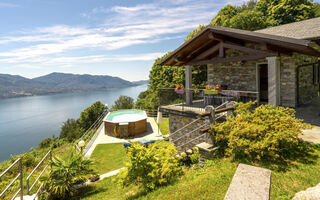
[185,41,278,66]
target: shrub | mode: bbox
[111,95,134,111]
[79,101,106,130]
[117,141,182,191]
[59,119,82,142]
[189,147,200,164]
[39,138,53,149]
[178,147,200,166]
[41,152,93,199]
[210,101,311,161]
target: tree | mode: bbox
[41,152,93,199]
[111,95,134,110]
[229,10,267,31]
[258,0,315,26]
[79,101,106,130]
[59,119,82,142]
[210,4,238,27]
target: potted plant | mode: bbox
[175,84,185,94]
[204,85,220,95]
[221,84,228,90]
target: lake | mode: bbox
[0,84,147,162]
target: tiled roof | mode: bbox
[256,17,320,40]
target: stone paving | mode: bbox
[85,117,163,157]
[296,97,320,144]
[224,164,271,200]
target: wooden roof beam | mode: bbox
[208,32,224,42]
[189,43,220,61]
[222,43,278,56]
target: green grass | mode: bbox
[90,143,127,174]
[74,158,236,200]
[155,117,169,135]
[76,146,320,200]
[0,141,75,199]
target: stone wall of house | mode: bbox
[168,114,212,148]
[279,56,297,107]
[294,53,319,105]
[207,59,260,92]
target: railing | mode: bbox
[75,110,109,155]
[0,158,23,200]
[26,150,52,198]
[176,132,209,152]
[159,88,259,113]
[169,118,202,142]
[171,123,208,144]
[143,109,169,118]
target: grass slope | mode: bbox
[90,143,127,174]
[155,118,169,135]
[76,146,320,200]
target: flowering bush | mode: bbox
[213,84,221,90]
[205,84,221,90]
[175,84,184,91]
[210,101,311,161]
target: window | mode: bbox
[313,62,320,85]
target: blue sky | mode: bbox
[0,0,318,81]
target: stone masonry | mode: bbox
[169,114,213,150]
[294,53,319,105]
[206,42,319,107]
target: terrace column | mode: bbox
[267,56,280,107]
[185,65,193,105]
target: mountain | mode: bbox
[131,80,149,85]
[0,73,146,98]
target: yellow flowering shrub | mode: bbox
[117,141,182,191]
[210,101,311,161]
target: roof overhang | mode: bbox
[159,26,320,66]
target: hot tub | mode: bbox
[103,110,147,138]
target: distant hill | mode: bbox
[0,73,147,98]
[131,80,149,85]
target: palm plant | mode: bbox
[41,152,93,200]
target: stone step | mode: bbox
[196,142,218,158]
[224,163,271,200]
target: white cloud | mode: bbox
[0,2,19,8]
[0,0,248,68]
[0,52,165,66]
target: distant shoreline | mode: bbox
[0,84,148,100]
[0,72,149,99]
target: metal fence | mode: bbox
[0,158,23,200]
[26,150,52,198]
[75,110,109,155]
[158,88,259,111]
[0,150,53,200]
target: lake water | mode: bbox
[0,84,147,162]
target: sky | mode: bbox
[0,0,317,81]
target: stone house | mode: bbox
[158,17,320,149]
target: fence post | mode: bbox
[19,159,23,200]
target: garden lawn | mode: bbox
[76,146,320,200]
[155,117,169,135]
[90,143,127,174]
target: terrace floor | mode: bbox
[296,97,320,144]
[85,117,163,157]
